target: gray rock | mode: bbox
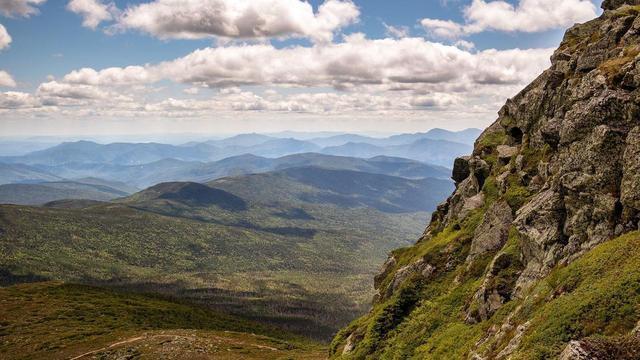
[497,145,519,164]
[622,126,640,211]
[602,0,640,10]
[452,156,471,183]
[468,201,513,261]
[385,259,434,298]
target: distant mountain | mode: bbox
[204,133,276,147]
[422,128,482,144]
[321,138,472,167]
[0,140,59,156]
[308,134,381,147]
[27,153,450,188]
[0,179,132,205]
[0,163,63,184]
[0,141,218,166]
[321,142,387,158]
[0,130,479,170]
[239,138,320,157]
[306,128,481,148]
[380,128,482,146]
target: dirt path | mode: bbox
[69,332,279,359]
[70,336,146,359]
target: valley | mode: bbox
[0,129,466,345]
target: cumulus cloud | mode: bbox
[114,0,359,43]
[0,91,41,109]
[61,35,552,90]
[0,70,17,87]
[67,0,117,29]
[0,0,46,18]
[422,0,598,38]
[10,31,554,124]
[0,24,11,50]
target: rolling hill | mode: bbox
[0,180,134,205]
[0,282,324,359]
[0,166,454,340]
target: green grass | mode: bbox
[332,230,640,359]
[511,231,640,359]
[0,190,428,340]
[0,281,325,360]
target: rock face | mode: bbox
[603,0,640,10]
[332,1,640,359]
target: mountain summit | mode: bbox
[332,2,640,359]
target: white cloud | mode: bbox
[115,0,359,43]
[0,70,17,87]
[422,0,598,38]
[420,19,464,39]
[183,87,200,95]
[0,0,46,18]
[383,23,409,38]
[60,36,551,90]
[0,91,41,109]
[67,0,117,29]
[12,35,552,123]
[0,24,12,50]
[454,40,475,51]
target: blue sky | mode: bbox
[0,0,604,137]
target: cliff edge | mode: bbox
[331,1,640,359]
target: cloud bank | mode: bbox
[422,0,597,38]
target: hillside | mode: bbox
[0,167,453,340]
[0,282,324,359]
[0,180,132,205]
[331,2,640,359]
[0,162,62,184]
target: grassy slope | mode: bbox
[0,281,325,360]
[332,223,640,359]
[0,199,425,339]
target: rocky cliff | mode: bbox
[331,1,640,359]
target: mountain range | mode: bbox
[0,128,479,167]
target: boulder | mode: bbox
[452,156,471,183]
[497,145,519,164]
[468,201,513,261]
[384,259,434,298]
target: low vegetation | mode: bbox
[0,282,325,359]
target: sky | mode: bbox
[0,0,604,138]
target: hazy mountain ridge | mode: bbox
[0,180,134,205]
[0,128,477,167]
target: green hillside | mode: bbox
[0,181,131,205]
[0,282,325,360]
[0,167,452,340]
